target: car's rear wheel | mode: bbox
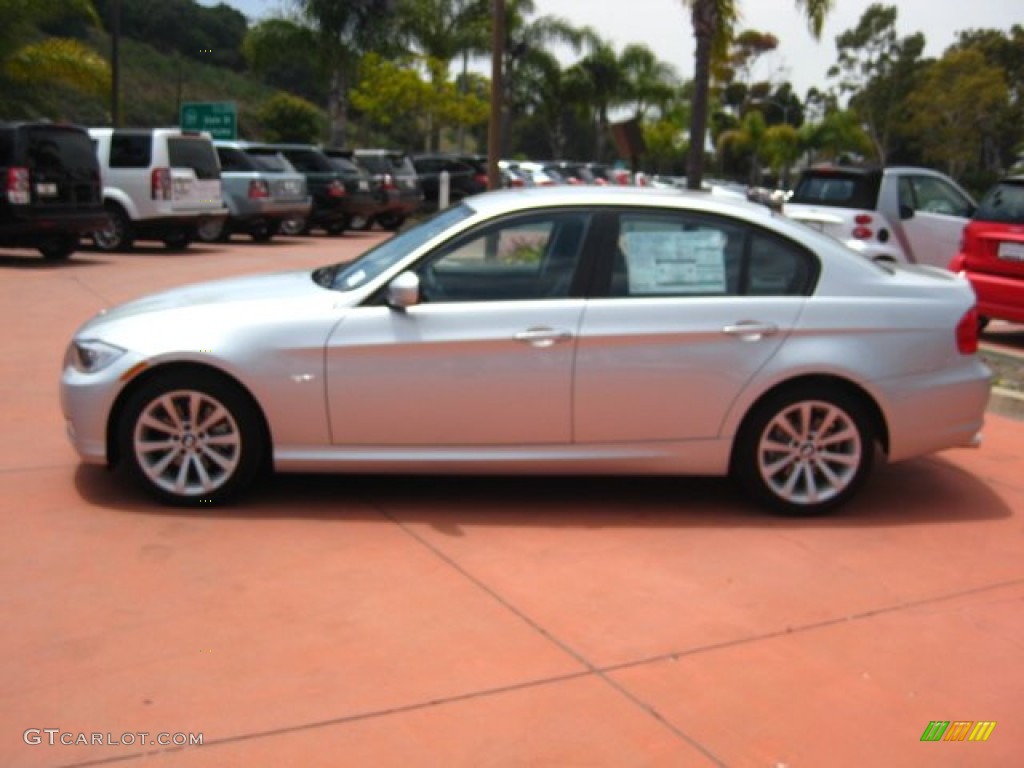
[324,220,347,236]
[197,218,227,243]
[250,219,279,243]
[93,205,133,252]
[348,215,372,231]
[733,386,874,515]
[279,216,308,236]
[164,231,192,250]
[376,213,406,231]
[39,234,77,260]
[119,371,265,505]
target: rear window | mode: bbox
[26,127,97,176]
[975,180,1024,224]
[245,149,292,173]
[790,171,881,209]
[358,153,415,175]
[169,137,220,180]
[327,156,362,176]
[281,149,333,173]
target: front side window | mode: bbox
[415,211,591,302]
[900,175,973,217]
[611,211,815,298]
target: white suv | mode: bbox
[89,128,227,251]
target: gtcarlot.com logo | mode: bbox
[921,721,996,742]
[24,729,204,747]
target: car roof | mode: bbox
[462,185,777,222]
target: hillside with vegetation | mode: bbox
[1,0,1020,194]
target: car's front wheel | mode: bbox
[119,371,266,505]
[375,213,406,231]
[733,386,874,515]
[197,218,227,243]
[279,216,308,236]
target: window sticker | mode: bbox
[623,230,727,294]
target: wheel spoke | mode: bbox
[199,444,235,471]
[196,403,229,433]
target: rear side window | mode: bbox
[110,133,152,168]
[0,129,11,165]
[26,127,97,175]
[974,181,1024,224]
[169,138,220,180]
[790,172,880,209]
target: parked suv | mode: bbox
[201,141,310,243]
[785,165,976,267]
[0,121,108,260]
[322,148,387,231]
[411,153,487,210]
[88,128,226,251]
[949,175,1024,327]
[352,149,423,230]
[266,144,349,236]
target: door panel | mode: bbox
[325,302,583,445]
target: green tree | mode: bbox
[906,49,1009,182]
[828,3,925,163]
[800,109,873,164]
[619,44,681,122]
[681,0,831,190]
[0,0,110,115]
[242,18,323,103]
[256,92,326,143]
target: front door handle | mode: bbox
[514,327,573,348]
[722,321,779,341]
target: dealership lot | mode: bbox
[2,236,1022,767]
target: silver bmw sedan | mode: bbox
[60,186,990,515]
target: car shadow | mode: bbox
[0,251,108,269]
[73,453,1012,532]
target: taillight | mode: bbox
[852,213,873,240]
[956,307,979,355]
[151,168,172,200]
[7,167,30,204]
[474,173,488,186]
[327,179,346,198]
[248,179,270,199]
[380,173,397,191]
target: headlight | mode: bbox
[67,339,126,373]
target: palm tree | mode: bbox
[292,0,400,146]
[681,0,832,189]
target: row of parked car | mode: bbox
[2,121,1022,329]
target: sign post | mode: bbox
[179,102,237,140]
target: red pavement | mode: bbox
[1,235,1021,767]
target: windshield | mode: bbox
[312,203,475,291]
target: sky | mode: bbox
[200,0,1022,97]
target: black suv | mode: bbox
[352,149,423,230]
[322,148,388,231]
[411,153,488,210]
[0,122,107,260]
[266,144,349,235]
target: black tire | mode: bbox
[324,220,347,236]
[197,218,227,243]
[348,215,372,231]
[376,213,406,231]
[732,385,874,516]
[93,204,134,252]
[164,231,192,251]
[39,234,77,260]
[118,370,266,505]
[279,217,308,236]
[250,219,279,243]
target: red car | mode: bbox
[950,175,1024,327]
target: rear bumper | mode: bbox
[228,198,312,223]
[963,271,1024,324]
[0,207,110,243]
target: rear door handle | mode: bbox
[514,327,573,348]
[722,321,779,341]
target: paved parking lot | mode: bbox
[2,235,1022,767]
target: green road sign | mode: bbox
[180,102,237,140]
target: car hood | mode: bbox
[75,270,350,352]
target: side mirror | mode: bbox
[386,271,420,309]
[899,204,915,221]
